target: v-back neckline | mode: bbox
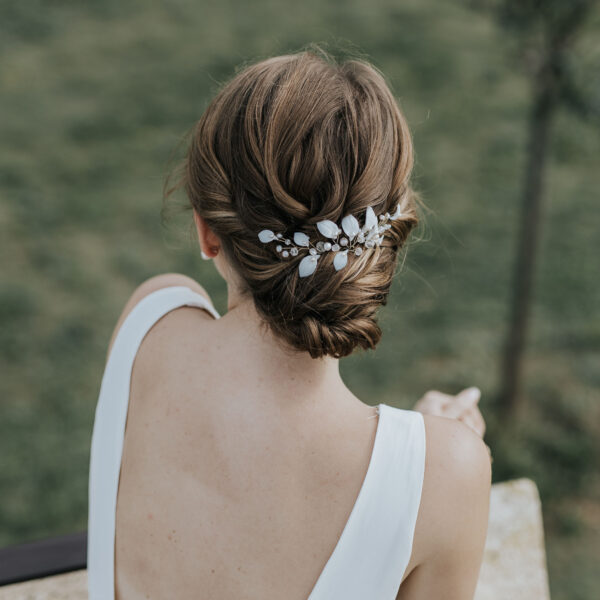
[89,287,427,600]
[307,402,386,598]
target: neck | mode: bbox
[219,289,347,405]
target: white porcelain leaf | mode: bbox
[341,215,360,240]
[363,206,377,232]
[366,227,379,241]
[298,254,319,277]
[333,250,348,271]
[293,231,310,247]
[389,203,404,220]
[258,229,276,243]
[316,220,340,239]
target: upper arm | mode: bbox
[398,415,492,600]
[106,273,215,359]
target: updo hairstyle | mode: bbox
[168,48,419,358]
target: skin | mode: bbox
[109,212,492,600]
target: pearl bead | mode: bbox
[332,243,340,251]
[340,238,348,246]
[290,247,298,256]
[324,242,332,251]
[282,250,289,257]
[276,245,282,252]
[285,239,291,245]
[309,248,317,256]
[354,247,363,256]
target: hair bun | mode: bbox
[270,309,383,360]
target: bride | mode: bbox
[87,48,491,600]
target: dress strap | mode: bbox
[87,285,220,599]
[308,403,426,599]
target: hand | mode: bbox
[413,387,487,439]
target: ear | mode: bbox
[193,210,220,258]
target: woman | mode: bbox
[88,49,492,599]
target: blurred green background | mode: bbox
[1,1,598,598]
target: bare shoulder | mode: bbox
[401,413,491,598]
[422,414,492,491]
[106,273,216,359]
[418,414,492,552]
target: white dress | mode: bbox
[87,285,426,599]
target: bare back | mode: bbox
[96,277,491,600]
[115,304,386,599]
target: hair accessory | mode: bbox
[258,203,407,278]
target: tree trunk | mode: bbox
[498,57,559,418]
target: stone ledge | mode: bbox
[0,571,86,600]
[0,478,551,599]
[475,478,551,600]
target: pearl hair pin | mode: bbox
[258,203,407,277]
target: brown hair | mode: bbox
[166,47,419,359]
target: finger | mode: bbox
[459,412,485,438]
[415,391,452,414]
[469,409,486,438]
[444,387,481,418]
[457,386,481,405]
[464,404,486,437]
[414,395,448,415]
[472,407,486,436]
[423,390,453,405]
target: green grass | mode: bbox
[1,1,598,597]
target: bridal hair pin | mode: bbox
[258,203,407,278]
